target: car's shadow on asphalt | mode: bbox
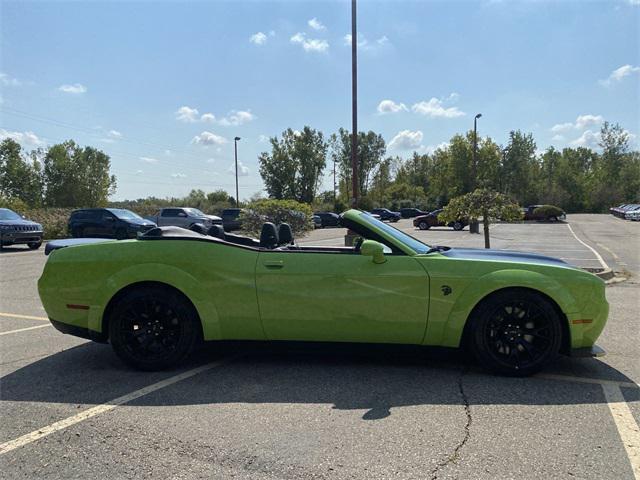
[0,246,35,254]
[1,341,637,420]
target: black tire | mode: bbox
[72,227,83,238]
[418,221,430,230]
[28,241,42,250]
[549,216,558,222]
[108,286,201,370]
[115,228,128,240]
[452,221,464,231]
[467,289,562,376]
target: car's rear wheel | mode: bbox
[28,241,42,250]
[452,221,464,231]
[108,286,201,370]
[115,228,128,240]
[468,289,562,376]
[549,216,558,222]
[418,221,430,230]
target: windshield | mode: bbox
[185,208,206,216]
[0,209,21,221]
[358,213,431,254]
[108,209,143,220]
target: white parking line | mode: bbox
[0,357,234,455]
[0,324,51,336]
[601,383,640,478]
[0,312,48,322]
[566,224,609,270]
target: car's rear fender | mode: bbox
[90,263,223,341]
[424,268,578,348]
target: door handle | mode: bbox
[263,260,284,269]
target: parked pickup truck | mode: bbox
[145,207,222,229]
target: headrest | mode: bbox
[277,223,293,245]
[260,222,279,249]
[207,224,226,239]
[189,223,208,234]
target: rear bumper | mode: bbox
[50,318,108,343]
[570,345,606,358]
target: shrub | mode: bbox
[239,199,313,237]
[533,205,564,218]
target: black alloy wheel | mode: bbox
[418,221,430,230]
[109,286,201,370]
[453,221,464,231]
[469,289,562,376]
[115,228,128,240]
[28,241,42,250]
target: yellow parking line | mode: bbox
[0,324,51,336]
[0,312,48,322]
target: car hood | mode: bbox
[204,214,222,221]
[125,218,156,226]
[0,219,41,228]
[438,247,574,269]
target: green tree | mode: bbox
[0,139,43,206]
[42,140,116,207]
[501,131,538,205]
[259,127,327,203]
[440,189,522,249]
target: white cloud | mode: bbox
[192,131,228,146]
[0,129,44,146]
[343,33,391,51]
[551,114,603,133]
[570,130,600,148]
[258,134,270,143]
[171,173,187,179]
[58,83,87,94]
[551,134,565,142]
[0,73,21,87]
[421,142,449,155]
[200,113,216,123]
[411,98,465,118]
[108,130,122,139]
[140,156,158,163]
[175,105,199,122]
[388,130,423,150]
[135,169,143,174]
[250,32,268,45]
[376,99,407,114]
[164,149,172,156]
[600,64,640,86]
[290,32,329,53]
[218,110,256,126]
[206,158,217,164]
[228,161,250,176]
[308,18,326,31]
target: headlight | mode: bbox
[0,225,14,231]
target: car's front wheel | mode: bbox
[468,289,562,376]
[418,221,430,230]
[108,285,201,370]
[452,221,464,231]
[28,241,42,250]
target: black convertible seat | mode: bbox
[207,224,226,239]
[142,226,206,239]
[260,222,279,249]
[277,223,294,246]
[224,233,260,248]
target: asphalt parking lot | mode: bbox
[1,214,639,479]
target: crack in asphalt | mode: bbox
[429,368,472,480]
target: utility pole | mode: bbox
[350,0,358,208]
[470,114,482,234]
[234,136,241,207]
[333,158,337,207]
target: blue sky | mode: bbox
[1,0,639,201]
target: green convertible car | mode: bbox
[38,209,608,376]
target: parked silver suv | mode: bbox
[145,207,222,229]
[0,208,44,250]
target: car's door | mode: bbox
[255,249,430,344]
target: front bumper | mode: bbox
[0,230,43,244]
[570,345,606,358]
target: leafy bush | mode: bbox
[533,205,564,218]
[239,199,313,237]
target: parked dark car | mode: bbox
[0,208,43,250]
[371,208,401,222]
[222,208,243,231]
[400,207,429,218]
[522,205,566,222]
[314,212,341,227]
[413,209,467,231]
[312,214,322,229]
[68,208,156,239]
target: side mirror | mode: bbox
[360,240,386,264]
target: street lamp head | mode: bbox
[475,113,482,119]
[234,136,241,141]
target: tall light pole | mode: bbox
[350,0,358,208]
[234,136,241,207]
[470,113,482,234]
